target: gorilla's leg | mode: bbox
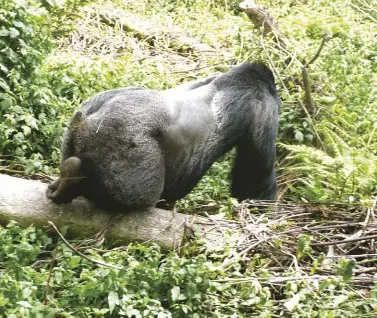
[231,139,277,201]
[46,156,84,203]
[81,137,166,210]
[48,136,166,210]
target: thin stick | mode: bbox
[302,66,315,114]
[304,32,330,68]
[301,32,330,114]
[212,274,376,284]
[48,221,122,270]
[43,246,58,305]
[311,234,377,247]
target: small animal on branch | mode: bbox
[46,62,281,211]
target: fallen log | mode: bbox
[0,174,232,251]
[97,8,227,58]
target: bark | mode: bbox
[0,174,227,251]
[240,0,288,48]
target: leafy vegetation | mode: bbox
[266,0,377,202]
[1,220,376,317]
[1,0,377,316]
[0,0,84,173]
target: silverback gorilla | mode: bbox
[46,62,281,211]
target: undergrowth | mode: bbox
[1,221,376,317]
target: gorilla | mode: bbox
[46,62,280,211]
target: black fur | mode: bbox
[46,62,280,211]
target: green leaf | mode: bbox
[170,286,180,302]
[24,115,38,129]
[45,0,56,6]
[0,63,9,74]
[17,301,32,308]
[54,270,63,284]
[342,260,356,282]
[108,291,119,314]
[127,309,141,317]
[295,131,304,143]
[333,294,348,306]
[0,78,10,90]
[284,292,301,312]
[22,125,31,135]
[70,255,81,269]
[22,287,32,298]
[12,21,25,29]
[0,97,12,109]
[9,27,20,38]
[13,105,24,114]
[297,235,312,259]
[319,96,336,105]
[0,29,10,37]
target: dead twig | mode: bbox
[311,234,377,247]
[43,246,58,305]
[302,32,330,114]
[48,221,122,270]
[212,274,376,285]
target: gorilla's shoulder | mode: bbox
[225,62,275,83]
[214,62,277,96]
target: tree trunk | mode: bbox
[0,174,228,251]
[240,0,288,47]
